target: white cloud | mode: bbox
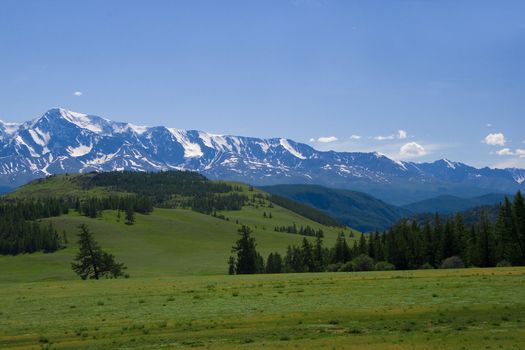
[399,142,427,158]
[397,129,408,139]
[317,136,338,143]
[372,135,394,141]
[496,148,514,156]
[494,148,525,158]
[486,123,492,127]
[309,138,315,142]
[73,91,83,97]
[483,132,506,146]
[350,134,361,140]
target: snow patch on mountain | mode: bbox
[280,138,306,159]
[0,120,21,135]
[443,159,457,169]
[127,123,149,135]
[57,108,104,133]
[168,128,203,158]
[15,135,39,157]
[67,143,92,157]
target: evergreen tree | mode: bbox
[266,252,283,273]
[440,220,458,260]
[454,214,467,262]
[301,238,315,272]
[513,191,525,264]
[313,234,326,271]
[228,256,236,275]
[125,203,135,225]
[358,234,368,255]
[232,226,261,274]
[332,232,350,263]
[466,225,479,266]
[494,198,516,264]
[71,224,127,279]
[477,211,496,267]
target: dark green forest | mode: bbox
[230,192,525,274]
[0,199,67,254]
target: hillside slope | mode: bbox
[261,184,408,232]
[0,172,356,282]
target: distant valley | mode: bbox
[262,184,509,232]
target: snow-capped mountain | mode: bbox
[1,108,524,205]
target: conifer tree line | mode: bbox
[88,170,235,204]
[369,192,525,269]
[274,223,325,237]
[0,199,67,255]
[0,218,64,255]
[84,171,249,214]
[76,195,153,218]
[184,193,248,214]
[229,192,525,274]
[229,229,375,274]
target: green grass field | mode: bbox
[2,176,524,349]
[1,268,524,349]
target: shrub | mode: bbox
[326,263,342,272]
[440,256,465,269]
[338,261,353,272]
[351,254,375,271]
[496,260,512,267]
[375,261,395,271]
[419,262,434,270]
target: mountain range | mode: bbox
[1,108,524,204]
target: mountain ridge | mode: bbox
[1,107,524,204]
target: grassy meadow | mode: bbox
[1,268,524,349]
[2,176,524,349]
[0,204,352,283]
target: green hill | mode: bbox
[0,172,357,283]
[260,184,408,232]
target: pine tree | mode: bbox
[301,238,315,272]
[125,204,135,225]
[313,234,325,271]
[232,226,261,274]
[71,224,127,279]
[494,198,515,264]
[332,232,350,263]
[454,214,467,262]
[358,234,368,255]
[266,252,283,273]
[477,211,496,267]
[439,220,458,261]
[228,256,236,275]
[513,191,525,264]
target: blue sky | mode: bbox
[1,0,524,168]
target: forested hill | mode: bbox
[2,171,345,255]
[7,171,340,223]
